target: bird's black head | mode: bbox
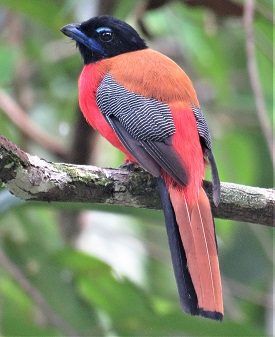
[61,16,148,64]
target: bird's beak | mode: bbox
[61,23,105,55]
[61,23,81,38]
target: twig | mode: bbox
[0,247,79,337]
[243,0,274,168]
[0,90,66,159]
[0,135,273,227]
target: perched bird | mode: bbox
[61,15,223,320]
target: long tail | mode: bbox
[158,177,223,320]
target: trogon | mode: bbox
[61,15,223,320]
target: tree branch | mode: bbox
[0,135,273,227]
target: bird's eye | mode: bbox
[96,27,113,42]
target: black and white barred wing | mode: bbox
[192,104,220,205]
[96,72,188,186]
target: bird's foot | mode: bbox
[119,161,143,172]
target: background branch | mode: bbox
[0,135,273,227]
[0,248,79,337]
[243,0,274,168]
[0,90,66,159]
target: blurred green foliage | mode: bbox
[0,1,273,336]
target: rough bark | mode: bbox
[0,135,273,227]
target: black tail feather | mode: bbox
[157,177,199,315]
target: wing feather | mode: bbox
[106,115,161,177]
[96,72,188,185]
[140,139,188,186]
[192,104,220,205]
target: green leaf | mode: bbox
[0,46,17,84]
[55,247,113,276]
